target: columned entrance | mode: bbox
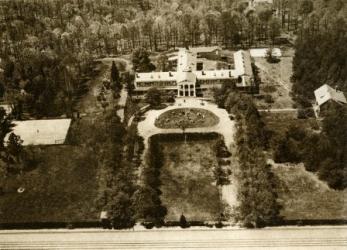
[178,83,196,97]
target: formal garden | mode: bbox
[154,108,219,129]
[135,133,232,227]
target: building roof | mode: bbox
[177,48,197,72]
[135,71,177,82]
[189,46,221,54]
[5,119,72,146]
[250,48,282,58]
[314,84,347,106]
[194,70,238,80]
[177,71,196,83]
[234,50,253,77]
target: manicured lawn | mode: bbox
[159,138,223,221]
[0,146,99,223]
[272,162,347,220]
[155,108,219,129]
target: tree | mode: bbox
[0,107,14,150]
[109,190,135,229]
[110,61,121,90]
[179,214,189,228]
[132,48,156,73]
[156,53,169,72]
[145,87,161,107]
[299,0,314,16]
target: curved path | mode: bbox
[138,98,235,149]
[137,98,237,212]
[1,226,346,249]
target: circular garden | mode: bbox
[155,108,219,129]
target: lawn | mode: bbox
[254,50,295,109]
[159,137,223,221]
[155,108,219,129]
[0,146,99,224]
[261,112,319,137]
[272,162,347,220]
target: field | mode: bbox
[261,112,319,136]
[0,146,99,223]
[155,108,219,129]
[272,162,347,220]
[254,48,295,109]
[159,137,223,221]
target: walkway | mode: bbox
[1,226,346,249]
[138,98,235,149]
[137,98,237,209]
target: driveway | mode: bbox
[138,98,235,149]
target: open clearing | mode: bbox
[254,48,295,109]
[159,137,223,221]
[155,108,219,129]
[0,146,98,223]
[271,162,347,220]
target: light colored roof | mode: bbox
[189,46,221,54]
[314,84,347,106]
[194,70,238,80]
[135,71,177,82]
[250,48,282,58]
[177,71,196,83]
[234,50,253,77]
[168,55,178,61]
[5,119,72,146]
[254,0,273,4]
[177,48,197,72]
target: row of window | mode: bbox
[136,81,177,87]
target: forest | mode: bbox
[0,0,317,118]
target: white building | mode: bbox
[134,48,254,98]
[314,84,347,117]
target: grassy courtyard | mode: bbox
[154,134,223,222]
[155,108,219,129]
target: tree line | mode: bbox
[214,85,280,228]
[273,103,347,190]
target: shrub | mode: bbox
[179,214,189,228]
[264,94,274,104]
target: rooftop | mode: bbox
[177,48,197,72]
[189,46,221,54]
[314,84,347,106]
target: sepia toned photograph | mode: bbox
[0,0,346,249]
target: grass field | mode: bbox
[272,162,347,220]
[261,112,319,136]
[159,138,223,221]
[254,49,295,109]
[0,146,99,223]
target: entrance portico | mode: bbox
[177,71,196,97]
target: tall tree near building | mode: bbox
[111,61,121,90]
[145,87,161,107]
[132,48,156,72]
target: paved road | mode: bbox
[0,227,346,249]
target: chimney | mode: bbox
[169,72,173,77]
[202,71,205,75]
